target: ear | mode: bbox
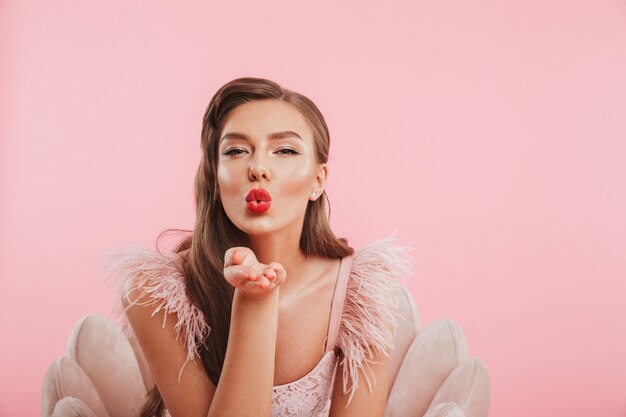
[310,163,328,201]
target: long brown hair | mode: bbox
[140,77,354,416]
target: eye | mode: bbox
[276,148,300,155]
[223,148,246,156]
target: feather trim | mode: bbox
[103,245,211,383]
[336,233,415,406]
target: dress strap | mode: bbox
[324,254,354,354]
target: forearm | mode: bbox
[208,289,279,417]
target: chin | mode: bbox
[236,216,276,236]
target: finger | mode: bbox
[224,247,250,268]
[258,276,271,288]
[263,268,277,282]
[268,262,286,285]
[224,248,239,268]
[225,265,258,286]
[243,276,270,291]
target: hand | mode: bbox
[223,247,287,299]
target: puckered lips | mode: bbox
[245,187,272,214]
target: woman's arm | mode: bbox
[125,286,279,417]
[124,257,281,417]
[208,288,279,417]
[328,348,392,417]
[124,287,216,417]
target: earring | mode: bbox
[312,191,317,197]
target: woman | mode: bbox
[94,77,415,417]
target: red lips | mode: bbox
[245,188,272,214]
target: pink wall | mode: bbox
[2,1,625,416]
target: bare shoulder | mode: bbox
[329,347,391,417]
[123,273,216,417]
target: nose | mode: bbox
[248,153,271,182]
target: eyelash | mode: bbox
[223,148,300,156]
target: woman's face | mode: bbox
[217,99,327,237]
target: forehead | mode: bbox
[220,99,313,144]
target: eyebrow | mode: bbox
[220,131,303,143]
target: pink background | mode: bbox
[2,1,625,416]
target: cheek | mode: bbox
[278,164,314,193]
[217,164,238,190]
[275,162,313,185]
[216,166,242,210]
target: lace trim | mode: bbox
[271,352,338,416]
